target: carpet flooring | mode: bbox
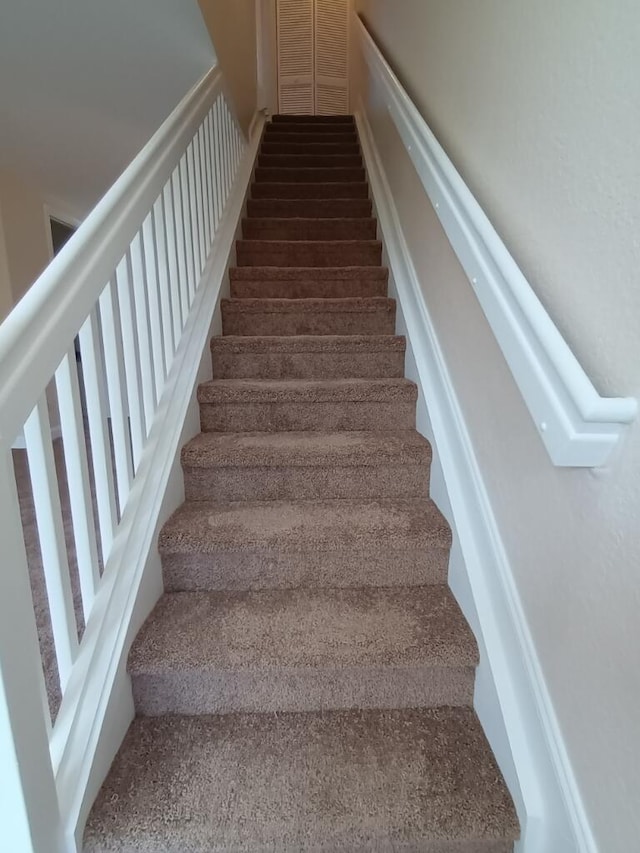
[84,114,519,851]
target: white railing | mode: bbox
[355,15,636,468]
[0,66,257,852]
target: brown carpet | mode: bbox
[84,114,519,851]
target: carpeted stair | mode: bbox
[84,114,519,852]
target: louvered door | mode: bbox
[314,0,349,114]
[276,0,350,115]
[276,0,314,115]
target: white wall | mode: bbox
[0,0,216,217]
[354,2,640,851]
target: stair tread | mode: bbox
[197,377,417,403]
[222,296,393,313]
[182,429,431,469]
[211,334,404,352]
[159,497,450,554]
[129,585,477,674]
[251,182,369,198]
[84,708,519,852]
[229,265,387,280]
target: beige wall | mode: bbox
[198,0,258,132]
[0,170,52,312]
[0,208,12,322]
[354,2,640,851]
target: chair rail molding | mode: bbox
[355,14,636,468]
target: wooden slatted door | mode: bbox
[314,0,349,114]
[276,0,350,115]
[276,0,314,114]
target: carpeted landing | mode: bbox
[84,114,519,852]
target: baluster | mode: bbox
[153,193,177,367]
[192,130,207,266]
[99,278,133,514]
[205,110,219,236]
[141,213,167,400]
[55,349,101,620]
[78,309,118,558]
[222,102,232,201]
[179,155,196,303]
[162,179,185,342]
[186,142,203,281]
[214,99,226,210]
[23,397,79,689]
[210,106,222,230]
[198,121,213,250]
[0,451,63,851]
[170,168,191,326]
[129,231,158,427]
[114,253,146,468]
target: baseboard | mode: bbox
[356,104,596,853]
[46,116,265,851]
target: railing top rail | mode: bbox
[0,65,222,447]
[355,15,636,447]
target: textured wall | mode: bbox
[354,2,640,851]
[198,0,258,132]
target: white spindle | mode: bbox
[23,397,79,689]
[214,99,225,209]
[193,130,208,264]
[209,107,222,230]
[55,349,101,620]
[170,169,191,326]
[162,180,185,341]
[78,309,118,557]
[179,155,196,302]
[186,142,203,279]
[222,103,232,200]
[129,231,158,426]
[152,193,177,367]
[204,110,218,236]
[114,253,146,468]
[99,277,133,513]
[141,213,167,399]
[199,121,213,248]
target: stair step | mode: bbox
[251,181,368,198]
[246,198,372,219]
[211,334,404,379]
[242,217,376,241]
[229,266,388,299]
[198,377,416,432]
[160,497,450,591]
[255,166,366,183]
[182,429,430,502]
[264,131,359,145]
[129,585,476,715]
[236,239,382,267]
[258,153,362,168]
[85,707,518,852]
[272,114,355,124]
[260,141,361,155]
[264,123,358,135]
[221,296,394,336]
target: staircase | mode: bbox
[84,115,518,852]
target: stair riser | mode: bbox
[265,124,358,134]
[162,545,449,591]
[260,143,361,156]
[271,115,355,124]
[229,279,387,299]
[199,400,416,432]
[259,154,362,168]
[132,665,474,716]
[236,241,382,267]
[221,310,395,337]
[255,167,366,183]
[183,463,430,502]
[264,133,359,145]
[211,349,404,379]
[242,218,376,241]
[246,198,372,218]
[251,182,368,198]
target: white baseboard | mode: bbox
[356,105,596,853]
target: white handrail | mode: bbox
[0,61,253,852]
[355,15,636,467]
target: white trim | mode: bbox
[47,115,264,848]
[355,15,636,468]
[43,203,82,263]
[356,103,597,853]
